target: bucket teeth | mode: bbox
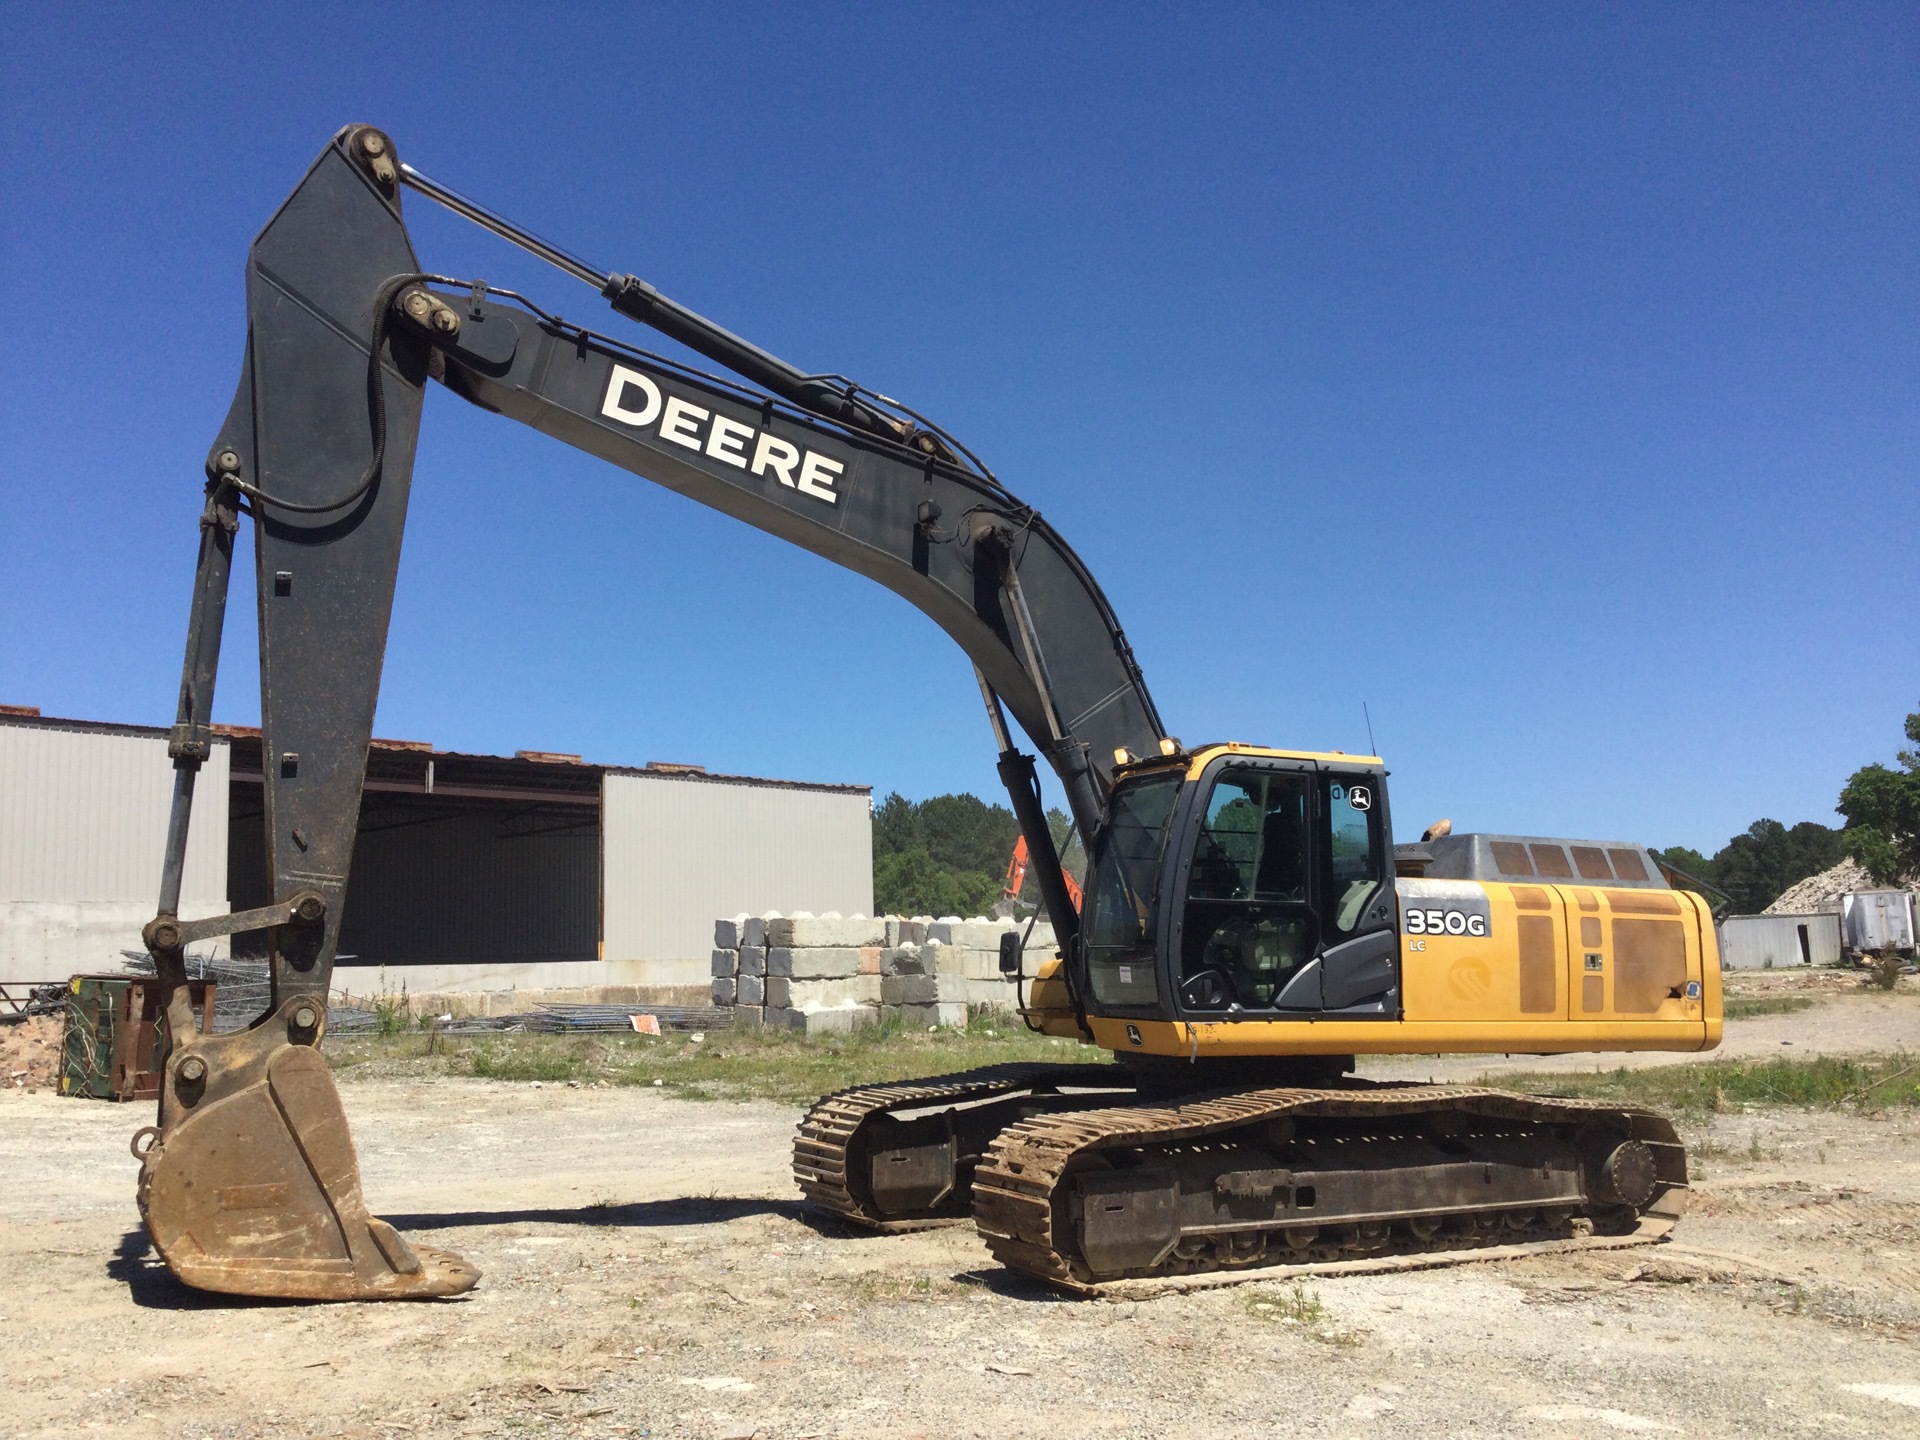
[136,1011,478,1301]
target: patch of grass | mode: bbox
[838,1271,967,1303]
[1242,1283,1363,1345]
[1244,1283,1328,1326]
[1722,994,1816,1021]
[326,1021,1104,1104]
[1488,1052,1920,1116]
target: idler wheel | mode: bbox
[1587,1139,1658,1209]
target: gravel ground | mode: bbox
[1,991,1917,1439]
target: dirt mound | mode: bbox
[1765,859,1873,915]
[0,1014,63,1090]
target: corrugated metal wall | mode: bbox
[1718,913,1842,969]
[602,771,872,981]
[0,720,229,975]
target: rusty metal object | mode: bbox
[969,1083,1688,1293]
[135,997,477,1300]
[62,974,216,1101]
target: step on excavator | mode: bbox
[136,126,1720,1301]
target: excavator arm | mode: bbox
[137,125,1164,1299]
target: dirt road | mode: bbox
[1,989,1917,1439]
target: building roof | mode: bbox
[0,708,869,797]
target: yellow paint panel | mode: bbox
[1401,884,1566,1024]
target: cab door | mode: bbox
[1165,758,1399,1018]
[1312,767,1399,1011]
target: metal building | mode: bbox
[0,711,229,975]
[1,707,870,993]
[1717,913,1843,970]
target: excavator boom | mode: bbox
[138,125,1160,1299]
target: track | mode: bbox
[971,1083,1687,1293]
[792,1063,1134,1229]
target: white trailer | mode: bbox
[1840,890,1916,956]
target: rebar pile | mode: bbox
[120,951,272,1031]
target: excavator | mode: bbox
[1002,833,1084,915]
[135,126,1720,1301]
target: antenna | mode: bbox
[1363,701,1377,757]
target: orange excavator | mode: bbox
[1002,833,1084,914]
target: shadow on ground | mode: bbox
[108,1229,312,1311]
[384,1195,811,1232]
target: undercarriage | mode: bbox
[793,1064,1687,1292]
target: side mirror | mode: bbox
[998,931,1023,976]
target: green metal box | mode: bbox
[60,975,216,1100]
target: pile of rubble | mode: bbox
[711,912,1055,1037]
[0,1013,63,1091]
[1766,859,1882,915]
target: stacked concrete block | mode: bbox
[712,910,1062,1037]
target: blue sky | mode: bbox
[2,4,1913,855]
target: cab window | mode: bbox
[1180,769,1314,1006]
[1323,774,1384,937]
[1084,774,1182,1007]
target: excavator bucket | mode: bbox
[135,998,477,1300]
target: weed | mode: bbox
[842,1271,962,1302]
[1870,947,1904,992]
[370,977,412,1036]
[1722,994,1815,1021]
[1244,1283,1328,1327]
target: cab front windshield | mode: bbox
[1083,773,1182,1007]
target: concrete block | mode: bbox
[731,1005,765,1032]
[770,946,861,979]
[738,945,767,978]
[884,917,927,947]
[846,915,887,946]
[768,975,881,1010]
[737,972,765,1006]
[712,948,738,979]
[968,976,1018,1007]
[934,973,968,1003]
[858,945,883,975]
[882,974,937,1005]
[961,950,1007,981]
[890,1001,966,1029]
[929,940,965,976]
[882,945,929,976]
[710,975,737,1006]
[767,914,886,947]
[743,915,770,948]
[924,924,1002,955]
[714,914,748,949]
[773,1004,879,1037]
[926,917,965,945]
